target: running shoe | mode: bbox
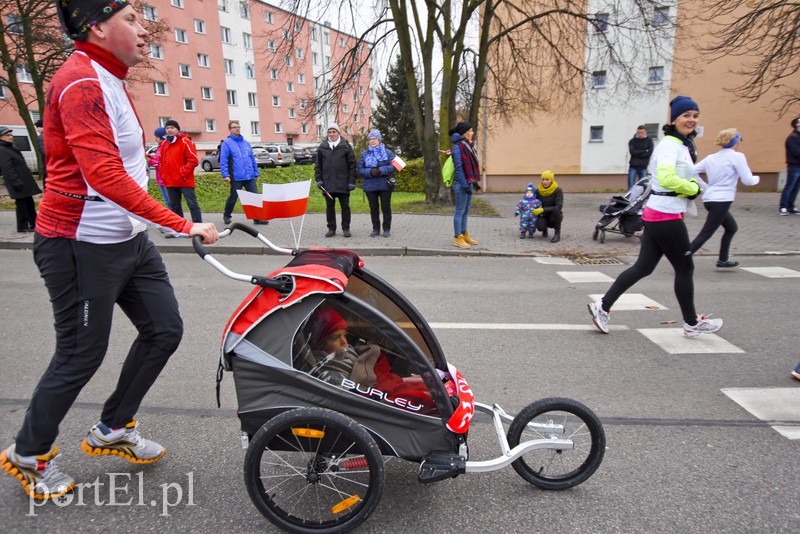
[684,315,723,337]
[0,445,75,500]
[81,420,165,464]
[792,362,800,381]
[779,208,789,216]
[588,301,610,334]
[716,260,739,268]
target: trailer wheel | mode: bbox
[599,230,606,244]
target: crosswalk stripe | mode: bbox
[430,323,629,331]
[722,387,800,440]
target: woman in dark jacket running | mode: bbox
[358,129,396,237]
[0,126,41,232]
[534,170,564,243]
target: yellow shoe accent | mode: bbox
[80,438,166,465]
[1,448,76,500]
[462,231,478,245]
[452,235,471,249]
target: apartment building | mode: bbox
[482,1,799,192]
[0,0,372,154]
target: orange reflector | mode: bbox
[291,427,325,439]
[331,495,360,514]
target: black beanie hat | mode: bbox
[56,0,131,41]
[165,119,181,131]
[448,121,472,137]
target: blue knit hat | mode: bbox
[154,127,167,139]
[367,129,382,142]
[670,95,699,123]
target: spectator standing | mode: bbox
[220,120,266,225]
[450,121,480,249]
[0,126,41,232]
[358,129,396,237]
[534,170,564,243]
[35,119,46,188]
[315,124,356,237]
[779,117,800,215]
[588,95,722,338]
[628,125,653,190]
[0,1,218,501]
[147,127,171,210]
[158,119,202,222]
[690,128,760,268]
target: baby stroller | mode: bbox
[593,176,651,243]
[194,224,606,533]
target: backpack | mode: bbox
[442,156,455,187]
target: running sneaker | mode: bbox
[684,315,723,337]
[588,301,610,334]
[779,208,789,216]
[0,445,75,500]
[792,362,800,380]
[716,260,740,268]
[81,420,165,464]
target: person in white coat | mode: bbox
[689,129,760,268]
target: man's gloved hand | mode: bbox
[316,181,324,189]
[347,184,356,191]
[370,168,380,177]
[533,207,544,216]
[514,210,519,217]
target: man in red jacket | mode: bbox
[158,119,202,222]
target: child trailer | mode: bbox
[593,176,652,243]
[194,223,606,533]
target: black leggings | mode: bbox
[690,201,737,261]
[602,219,697,324]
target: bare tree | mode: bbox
[698,0,800,115]
[254,1,675,202]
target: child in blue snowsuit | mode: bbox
[514,183,542,238]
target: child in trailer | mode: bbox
[514,183,542,238]
[305,307,438,413]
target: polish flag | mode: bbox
[237,180,311,220]
[390,155,406,171]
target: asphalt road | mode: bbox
[0,250,798,533]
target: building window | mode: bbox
[338,37,345,47]
[284,56,293,67]
[149,44,164,59]
[183,98,195,112]
[143,4,158,21]
[179,64,192,78]
[175,28,188,43]
[294,22,302,32]
[325,55,331,67]
[296,48,304,59]
[272,95,281,107]
[288,108,296,118]
[648,66,664,84]
[314,77,320,89]
[153,81,168,96]
[298,73,306,84]
[15,66,33,83]
[644,123,659,139]
[0,86,7,99]
[312,52,319,66]
[275,123,283,133]
[653,6,670,26]
[171,0,183,8]
[344,126,350,134]
[353,92,358,101]
[243,33,252,49]
[218,0,228,12]
[301,123,308,134]
[197,53,210,67]
[248,92,258,107]
[251,121,260,136]
[240,2,250,19]
[593,13,609,33]
[286,82,295,93]
[201,87,213,100]
[194,19,205,34]
[317,124,323,137]
[282,29,290,40]
[299,99,307,109]
[245,63,255,79]
[265,11,274,23]
[269,68,279,80]
[323,32,329,45]
[589,126,604,142]
[205,119,216,132]
[159,117,171,127]
[354,115,359,123]
[311,27,318,41]
[220,26,231,44]
[227,90,237,106]
[591,70,607,89]
[268,40,276,52]
[224,58,234,75]
[342,104,350,114]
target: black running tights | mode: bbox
[689,201,736,261]
[602,219,697,324]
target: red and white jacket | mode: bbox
[157,132,198,188]
[36,42,192,243]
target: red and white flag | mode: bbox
[237,180,310,220]
[390,155,406,171]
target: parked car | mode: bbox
[252,146,278,168]
[200,151,220,172]
[291,146,313,165]
[308,146,319,164]
[258,144,295,167]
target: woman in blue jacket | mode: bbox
[358,130,396,237]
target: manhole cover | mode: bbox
[574,257,624,265]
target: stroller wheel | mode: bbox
[592,228,599,241]
[244,407,385,533]
[599,230,606,244]
[507,397,605,491]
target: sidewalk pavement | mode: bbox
[0,192,798,259]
